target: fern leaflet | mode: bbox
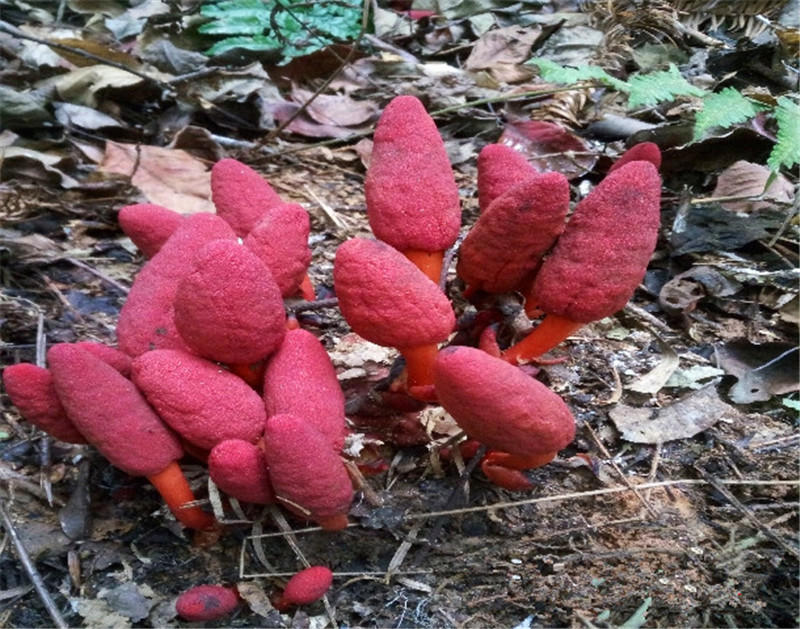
[693,88,767,140]
[626,64,705,108]
[528,59,627,91]
[767,96,800,172]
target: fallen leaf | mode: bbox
[715,341,800,403]
[712,160,794,212]
[54,102,124,130]
[665,365,726,389]
[497,120,596,179]
[627,335,679,394]
[609,385,738,443]
[291,87,379,127]
[99,583,155,623]
[46,65,145,107]
[99,141,213,213]
[465,25,541,83]
[0,147,79,187]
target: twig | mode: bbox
[34,314,53,506]
[694,466,800,560]
[291,297,339,314]
[0,501,68,628]
[65,257,130,295]
[302,185,349,231]
[384,520,423,583]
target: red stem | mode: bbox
[403,249,443,284]
[399,343,439,401]
[147,461,217,531]
[502,313,584,364]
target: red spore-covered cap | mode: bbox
[211,158,283,237]
[117,203,182,258]
[262,329,346,451]
[116,213,237,357]
[175,585,239,622]
[74,342,132,377]
[132,350,266,450]
[365,95,461,252]
[476,143,539,213]
[530,161,661,322]
[282,566,333,606]
[457,172,570,293]
[608,142,662,173]
[47,344,182,477]
[173,239,286,364]
[208,439,274,504]
[435,346,575,456]
[263,414,352,527]
[334,238,455,348]
[2,364,87,443]
[244,202,311,297]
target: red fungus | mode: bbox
[116,213,237,357]
[364,95,461,282]
[47,344,215,531]
[173,239,286,365]
[435,346,575,466]
[334,238,455,400]
[208,439,275,504]
[117,203,182,258]
[73,341,132,377]
[211,158,283,237]
[2,364,87,443]
[506,161,662,363]
[457,172,570,294]
[608,141,662,173]
[244,202,312,298]
[175,584,239,622]
[275,566,333,610]
[262,329,346,451]
[131,350,266,450]
[476,143,539,213]
[263,414,353,531]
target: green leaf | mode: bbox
[620,597,652,629]
[626,64,705,108]
[694,87,767,140]
[782,397,800,412]
[204,35,280,56]
[768,96,800,172]
[528,58,627,91]
[198,15,271,35]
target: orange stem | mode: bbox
[399,343,439,401]
[228,360,267,390]
[403,249,443,284]
[502,313,584,364]
[297,273,315,301]
[147,461,217,531]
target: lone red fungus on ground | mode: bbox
[274,566,334,610]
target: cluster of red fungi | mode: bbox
[3,95,662,622]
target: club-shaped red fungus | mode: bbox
[116,213,236,357]
[334,237,455,400]
[608,141,662,173]
[117,203,182,258]
[274,566,333,610]
[173,239,286,365]
[131,349,266,450]
[211,158,283,237]
[505,160,662,363]
[208,439,275,504]
[476,143,539,213]
[364,95,461,282]
[262,329,346,451]
[3,364,87,443]
[435,345,575,471]
[175,584,239,622]
[47,343,215,531]
[263,413,353,531]
[457,172,570,294]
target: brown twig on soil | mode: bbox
[0,500,68,628]
[694,465,800,560]
[33,314,54,507]
[64,257,130,295]
[290,297,339,314]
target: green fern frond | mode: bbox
[768,96,800,172]
[693,88,767,140]
[626,64,705,108]
[527,59,628,91]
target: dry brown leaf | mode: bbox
[465,25,541,84]
[99,141,213,213]
[712,160,794,212]
[291,87,379,127]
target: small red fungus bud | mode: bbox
[365,95,461,282]
[2,364,87,443]
[434,346,575,457]
[175,584,239,622]
[506,161,662,362]
[476,143,539,213]
[608,142,662,173]
[117,203,182,258]
[275,566,333,610]
[117,213,237,357]
[457,172,570,294]
[132,350,266,450]
[209,439,275,504]
[262,329,346,451]
[211,158,283,237]
[73,341,132,377]
[173,239,286,365]
[47,344,215,531]
[244,202,312,298]
[263,414,352,530]
[334,238,455,398]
